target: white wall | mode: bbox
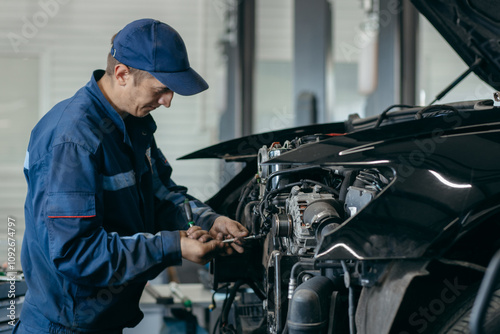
[0,0,227,265]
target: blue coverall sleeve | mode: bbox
[151,144,220,232]
[44,142,181,287]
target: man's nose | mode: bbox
[159,91,174,108]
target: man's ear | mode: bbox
[114,64,130,86]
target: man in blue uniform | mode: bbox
[15,19,248,333]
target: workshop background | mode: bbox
[0,0,494,331]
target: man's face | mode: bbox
[121,74,174,118]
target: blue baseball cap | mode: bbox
[111,19,208,96]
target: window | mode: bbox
[417,14,495,105]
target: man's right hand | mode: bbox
[179,231,224,265]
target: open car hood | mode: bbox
[181,1,500,162]
[178,122,346,161]
[411,0,500,90]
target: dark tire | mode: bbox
[390,265,497,334]
[436,289,500,334]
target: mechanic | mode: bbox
[14,18,248,333]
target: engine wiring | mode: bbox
[212,283,231,334]
[355,169,389,191]
[214,280,266,334]
[341,260,357,334]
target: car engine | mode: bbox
[212,134,393,334]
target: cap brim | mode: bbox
[150,68,208,96]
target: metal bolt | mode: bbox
[493,92,500,107]
[494,92,500,102]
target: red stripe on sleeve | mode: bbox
[48,215,96,219]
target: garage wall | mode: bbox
[0,0,227,265]
[253,0,369,132]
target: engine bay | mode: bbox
[188,101,500,334]
[211,135,394,334]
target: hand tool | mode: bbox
[222,234,263,244]
[184,198,195,228]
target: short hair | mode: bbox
[105,33,152,86]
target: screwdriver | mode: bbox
[222,234,263,244]
[184,199,195,228]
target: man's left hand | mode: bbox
[209,216,249,254]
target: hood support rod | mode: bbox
[429,57,482,105]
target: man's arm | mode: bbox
[150,142,249,253]
[42,142,219,287]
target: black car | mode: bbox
[181,1,500,333]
